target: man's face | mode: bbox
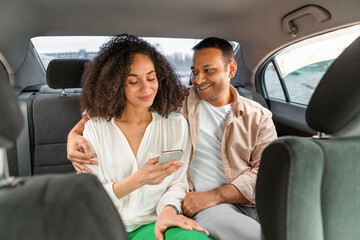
[191,48,234,105]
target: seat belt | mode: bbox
[16,92,34,176]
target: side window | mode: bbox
[281,59,334,104]
[263,24,360,105]
[264,61,286,101]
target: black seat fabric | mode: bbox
[39,85,82,94]
[32,94,82,174]
[1,61,23,183]
[235,86,269,109]
[0,61,23,148]
[256,36,360,240]
[1,59,129,240]
[32,59,89,175]
[0,173,129,240]
[46,59,89,89]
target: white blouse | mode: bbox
[83,112,191,231]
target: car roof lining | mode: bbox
[0,0,359,77]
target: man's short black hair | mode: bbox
[193,37,234,65]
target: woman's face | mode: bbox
[124,54,159,109]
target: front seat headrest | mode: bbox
[306,36,360,137]
[0,61,23,147]
[46,59,90,89]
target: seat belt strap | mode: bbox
[16,92,34,176]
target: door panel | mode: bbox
[269,99,315,137]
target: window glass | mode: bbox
[264,62,285,100]
[265,24,360,105]
[282,59,334,104]
[31,36,238,86]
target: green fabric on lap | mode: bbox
[128,222,211,240]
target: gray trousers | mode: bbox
[193,203,261,240]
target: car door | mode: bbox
[256,25,360,137]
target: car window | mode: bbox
[31,36,238,86]
[263,61,286,101]
[263,24,360,105]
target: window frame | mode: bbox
[257,25,360,106]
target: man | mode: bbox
[67,37,277,240]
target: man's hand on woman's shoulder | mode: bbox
[67,116,97,173]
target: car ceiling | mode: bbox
[0,0,359,76]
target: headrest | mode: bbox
[306,36,360,137]
[0,61,23,147]
[46,59,90,89]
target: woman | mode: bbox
[81,34,210,240]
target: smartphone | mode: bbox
[158,149,184,164]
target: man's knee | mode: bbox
[194,205,223,223]
[193,204,261,240]
[194,204,237,228]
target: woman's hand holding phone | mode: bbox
[158,149,184,164]
[136,156,184,186]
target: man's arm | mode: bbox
[231,109,277,204]
[67,115,98,172]
[182,184,247,217]
[182,109,277,217]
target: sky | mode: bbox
[276,25,360,76]
[32,36,202,56]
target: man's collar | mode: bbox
[229,85,244,116]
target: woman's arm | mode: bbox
[156,114,192,215]
[111,171,143,199]
[84,118,184,205]
[112,157,184,199]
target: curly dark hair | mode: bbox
[80,34,187,119]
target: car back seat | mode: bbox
[234,85,269,109]
[24,59,267,175]
[31,59,89,174]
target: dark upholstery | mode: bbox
[235,86,269,109]
[40,85,82,94]
[1,60,129,239]
[306,37,360,137]
[32,94,82,174]
[46,59,89,89]
[0,61,23,147]
[0,173,129,240]
[317,138,360,240]
[32,59,88,175]
[257,138,326,240]
[256,36,360,240]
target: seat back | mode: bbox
[256,36,360,240]
[0,61,23,148]
[0,61,23,182]
[0,173,130,240]
[0,60,129,240]
[235,85,269,109]
[32,59,89,174]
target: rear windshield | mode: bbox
[32,36,238,86]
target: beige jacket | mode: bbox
[180,86,277,205]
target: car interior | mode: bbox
[257,36,360,240]
[0,0,359,239]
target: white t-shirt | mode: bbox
[189,100,231,192]
[83,112,191,231]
